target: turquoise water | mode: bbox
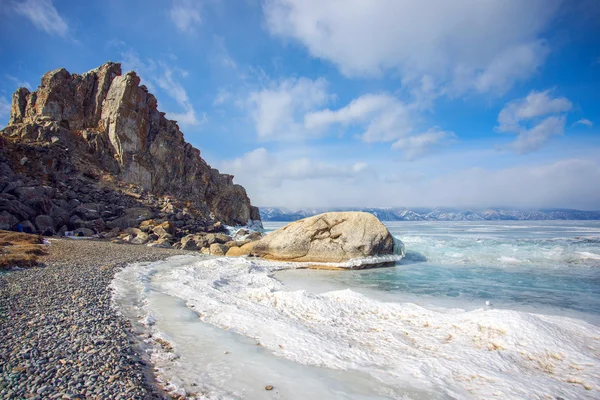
[266,221,600,321]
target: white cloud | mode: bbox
[121,50,204,126]
[156,67,203,126]
[497,90,572,132]
[170,0,201,34]
[448,41,550,96]
[5,75,32,90]
[391,128,456,160]
[246,77,331,140]
[304,91,456,156]
[573,118,593,127]
[305,94,413,142]
[12,0,68,37]
[421,159,600,210]
[221,147,372,193]
[507,116,566,154]
[213,88,232,105]
[496,90,572,153]
[224,150,600,210]
[263,0,560,95]
[213,37,237,69]
[0,97,11,123]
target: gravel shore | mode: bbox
[0,239,192,399]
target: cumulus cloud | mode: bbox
[263,0,559,95]
[246,77,331,140]
[305,94,413,142]
[391,128,456,160]
[121,50,204,126]
[573,118,593,127]
[12,0,68,37]
[170,0,202,33]
[496,90,572,153]
[304,91,456,157]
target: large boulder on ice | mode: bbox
[251,212,404,266]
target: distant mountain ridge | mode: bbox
[260,207,600,221]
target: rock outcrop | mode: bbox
[251,212,404,266]
[0,62,260,240]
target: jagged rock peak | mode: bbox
[3,62,260,226]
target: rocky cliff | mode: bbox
[0,62,260,238]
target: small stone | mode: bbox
[265,385,274,391]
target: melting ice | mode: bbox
[111,220,600,399]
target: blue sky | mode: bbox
[1,0,599,209]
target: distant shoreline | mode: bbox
[260,208,600,222]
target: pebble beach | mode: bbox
[0,239,192,400]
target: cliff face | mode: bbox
[2,62,259,226]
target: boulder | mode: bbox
[209,243,228,256]
[226,242,256,257]
[246,231,263,242]
[200,246,211,255]
[0,198,36,221]
[14,186,53,203]
[107,207,154,229]
[157,220,175,234]
[49,205,70,227]
[124,228,149,244]
[34,215,55,233]
[71,203,103,220]
[152,225,172,240]
[251,212,404,265]
[102,228,121,239]
[0,211,18,230]
[139,219,157,232]
[26,197,54,215]
[205,233,232,245]
[179,234,207,250]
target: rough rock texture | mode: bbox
[252,212,402,264]
[2,62,259,229]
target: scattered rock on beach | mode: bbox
[0,239,191,399]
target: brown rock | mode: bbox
[158,220,175,234]
[139,219,157,231]
[2,61,262,235]
[226,242,256,257]
[209,243,228,256]
[152,225,172,240]
[180,234,207,250]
